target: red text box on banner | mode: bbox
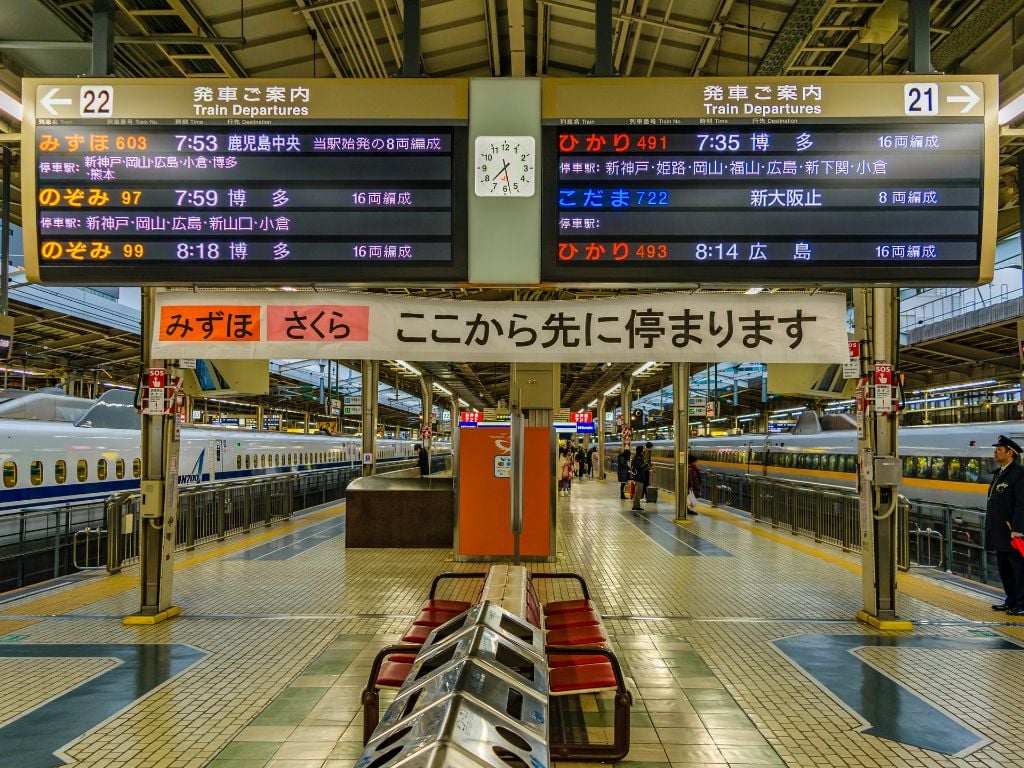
[159,306,261,343]
[266,305,370,342]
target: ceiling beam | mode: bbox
[932,0,1024,71]
[754,0,830,75]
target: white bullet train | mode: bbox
[610,412,1016,510]
[0,390,448,514]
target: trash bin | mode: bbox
[645,485,659,503]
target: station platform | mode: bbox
[1,478,1023,768]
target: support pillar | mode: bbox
[91,0,115,77]
[620,378,632,446]
[674,362,690,522]
[856,288,908,629]
[361,360,379,477]
[126,287,180,625]
[420,374,433,464]
[597,395,607,479]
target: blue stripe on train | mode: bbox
[0,457,413,513]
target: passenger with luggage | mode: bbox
[687,454,701,514]
[630,444,650,511]
[616,448,632,499]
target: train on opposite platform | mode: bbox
[608,412,1015,510]
[0,390,449,515]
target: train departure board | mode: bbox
[541,77,998,286]
[23,79,468,285]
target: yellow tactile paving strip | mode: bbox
[0,479,1021,768]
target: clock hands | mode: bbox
[495,157,511,189]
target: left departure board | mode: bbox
[22,79,469,284]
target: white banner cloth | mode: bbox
[151,290,848,363]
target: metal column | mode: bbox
[92,0,115,77]
[361,360,379,476]
[674,363,690,521]
[421,374,433,461]
[853,0,929,630]
[131,287,181,621]
[856,288,904,626]
[597,395,607,479]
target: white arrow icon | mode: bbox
[946,84,980,114]
[39,87,72,116]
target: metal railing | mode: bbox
[700,469,1001,585]
[0,500,108,592]
[106,466,362,572]
[0,455,454,590]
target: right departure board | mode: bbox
[541,77,998,286]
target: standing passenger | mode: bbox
[630,444,649,511]
[616,448,632,499]
[986,435,1024,615]
[687,454,701,514]
[415,444,429,476]
[587,446,597,477]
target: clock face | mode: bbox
[474,135,535,197]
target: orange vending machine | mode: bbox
[455,424,554,561]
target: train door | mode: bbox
[207,439,225,480]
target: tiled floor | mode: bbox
[0,478,1023,767]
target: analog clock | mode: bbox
[474,135,535,197]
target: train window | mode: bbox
[55,460,66,484]
[116,459,125,479]
[826,455,836,471]
[3,461,15,488]
[947,457,963,482]
[77,459,88,482]
[965,458,981,483]
[930,456,947,480]
[845,455,856,473]
[260,455,266,468]
[245,455,250,469]
[915,456,929,478]
[30,461,43,486]
[237,455,242,470]
[97,459,107,481]
[903,456,916,478]
[274,454,280,466]
[133,458,141,478]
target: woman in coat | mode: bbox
[616,448,632,499]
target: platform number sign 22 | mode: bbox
[79,86,113,117]
[904,83,938,115]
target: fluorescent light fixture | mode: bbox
[771,406,806,416]
[905,396,951,405]
[745,287,765,295]
[710,417,728,423]
[393,360,421,376]
[280,285,298,292]
[457,398,469,407]
[432,382,452,396]
[102,382,133,390]
[632,361,656,376]
[587,399,598,408]
[1000,91,1024,124]
[604,383,622,396]
[0,91,21,121]
[993,387,1022,395]
[926,379,996,393]
[0,366,44,376]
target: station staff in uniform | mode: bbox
[986,435,1024,615]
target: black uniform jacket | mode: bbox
[985,460,1024,551]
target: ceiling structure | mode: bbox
[2,0,1024,424]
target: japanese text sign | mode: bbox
[152,290,848,364]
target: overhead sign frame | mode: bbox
[22,78,469,286]
[540,75,998,287]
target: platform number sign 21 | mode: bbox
[79,86,114,117]
[904,83,938,115]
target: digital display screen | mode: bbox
[541,121,986,284]
[32,125,467,283]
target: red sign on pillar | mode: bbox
[570,411,593,423]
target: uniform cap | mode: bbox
[993,435,1023,455]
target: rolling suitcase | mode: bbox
[645,485,659,503]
